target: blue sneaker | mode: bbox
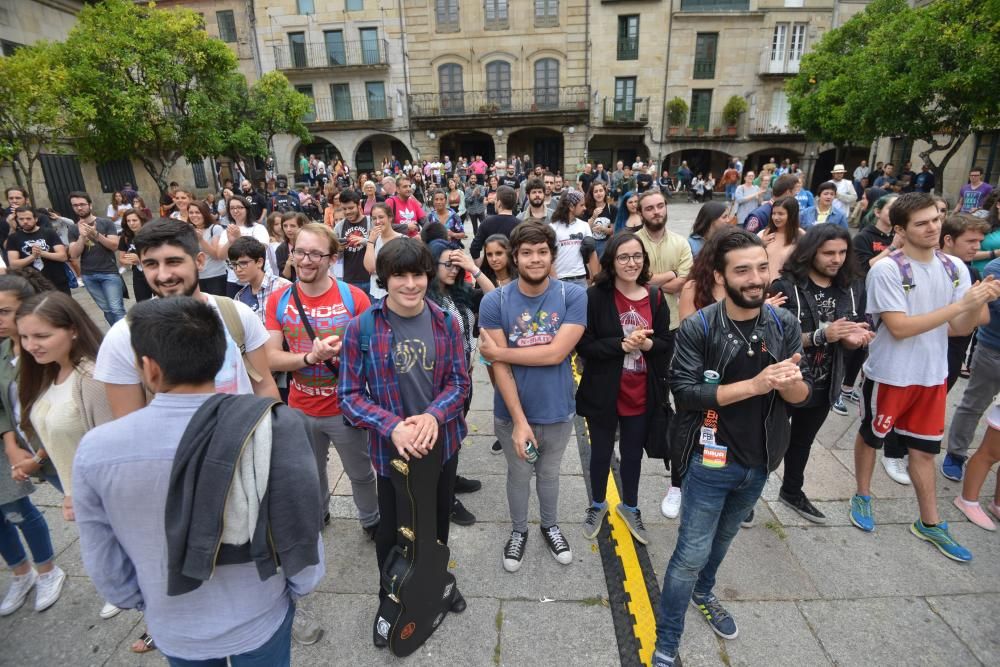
[940,453,966,482]
[850,494,875,532]
[831,396,849,416]
[690,592,738,639]
[910,520,972,563]
[653,650,682,667]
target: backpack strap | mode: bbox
[888,249,915,292]
[275,284,294,327]
[336,279,356,317]
[935,249,961,288]
[765,303,784,336]
[210,295,263,383]
[697,308,709,336]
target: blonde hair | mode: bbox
[297,222,340,256]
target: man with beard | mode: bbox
[770,225,873,523]
[548,174,565,211]
[386,176,426,237]
[634,190,691,333]
[264,223,379,539]
[67,191,126,325]
[516,178,552,224]
[6,206,70,294]
[240,179,269,223]
[653,229,810,667]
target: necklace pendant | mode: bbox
[747,346,755,357]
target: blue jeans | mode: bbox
[164,602,294,667]
[654,454,767,656]
[0,496,54,569]
[725,184,737,201]
[82,273,126,325]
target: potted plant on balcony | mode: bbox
[666,97,688,136]
[723,95,748,137]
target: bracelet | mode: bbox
[991,250,997,260]
[303,352,312,366]
[472,269,482,279]
[32,453,44,465]
[367,240,376,245]
[887,245,897,252]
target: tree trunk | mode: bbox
[919,133,966,201]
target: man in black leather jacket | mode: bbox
[653,228,811,667]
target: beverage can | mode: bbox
[524,440,539,464]
[703,370,721,385]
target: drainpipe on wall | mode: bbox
[658,0,674,171]
[582,0,590,170]
[396,0,417,160]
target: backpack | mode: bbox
[270,193,300,214]
[275,279,357,327]
[357,307,452,377]
[697,303,785,338]
[888,248,960,293]
[209,295,263,383]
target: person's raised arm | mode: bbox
[481,322,584,367]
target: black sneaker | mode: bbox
[491,439,503,455]
[449,586,467,613]
[740,508,755,528]
[453,475,482,494]
[450,498,476,526]
[503,530,528,572]
[540,524,573,565]
[779,491,827,524]
[363,522,379,541]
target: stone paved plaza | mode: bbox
[1,203,997,666]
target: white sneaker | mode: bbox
[1,569,37,616]
[99,600,122,619]
[661,486,683,519]
[881,455,912,485]
[34,566,65,612]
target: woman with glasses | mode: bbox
[575,233,673,545]
[224,195,274,297]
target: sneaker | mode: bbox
[450,498,476,526]
[0,569,37,616]
[940,453,966,482]
[582,504,608,539]
[849,494,875,532]
[491,439,503,455]
[652,650,683,667]
[952,497,996,531]
[35,566,66,612]
[292,607,325,645]
[453,475,482,494]
[779,491,827,524]
[363,522,379,541]
[615,504,650,545]
[989,501,1000,523]
[540,524,573,565]
[881,455,911,485]
[690,592,738,639]
[502,530,528,572]
[99,600,121,619]
[740,508,755,528]
[910,520,972,563]
[661,486,682,519]
[841,387,860,403]
[831,396,849,416]
[959,364,971,379]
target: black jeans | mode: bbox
[375,449,457,598]
[782,404,831,499]
[587,414,646,508]
[841,347,865,390]
[467,212,484,235]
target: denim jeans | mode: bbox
[725,184,737,201]
[654,454,767,656]
[164,602,294,667]
[0,496,54,569]
[82,272,126,325]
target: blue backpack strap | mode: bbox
[275,283,294,327]
[335,279,355,317]
[765,303,784,336]
[697,309,709,336]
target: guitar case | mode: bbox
[374,444,458,657]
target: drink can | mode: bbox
[703,370,721,385]
[524,440,539,464]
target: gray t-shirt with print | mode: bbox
[386,306,436,418]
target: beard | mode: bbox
[516,263,549,286]
[643,217,666,232]
[154,278,198,298]
[724,280,767,309]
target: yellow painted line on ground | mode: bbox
[574,358,656,666]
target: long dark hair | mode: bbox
[691,201,729,239]
[480,234,514,286]
[687,227,765,310]
[17,292,104,439]
[227,194,252,226]
[768,196,800,245]
[983,190,1000,232]
[118,207,149,246]
[594,233,651,287]
[551,192,582,226]
[188,200,216,231]
[585,181,610,212]
[781,223,858,289]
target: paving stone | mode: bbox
[926,593,1000,666]
[723,601,831,667]
[452,472,589,524]
[500,600,619,666]
[799,597,979,667]
[812,410,856,449]
[767,495,968,528]
[772,446,857,501]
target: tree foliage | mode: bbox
[788,0,1000,191]
[0,42,71,203]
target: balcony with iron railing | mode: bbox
[273,39,389,71]
[602,97,650,126]
[301,96,393,128]
[408,86,590,123]
[665,112,742,139]
[759,48,802,76]
[747,111,802,136]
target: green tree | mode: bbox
[62,0,239,197]
[220,71,313,181]
[0,42,71,204]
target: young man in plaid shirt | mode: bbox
[338,236,471,648]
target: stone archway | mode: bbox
[508,127,563,175]
[291,138,344,183]
[438,130,495,166]
[355,134,413,174]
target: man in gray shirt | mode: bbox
[67,190,125,324]
[74,298,324,664]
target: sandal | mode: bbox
[130,632,157,654]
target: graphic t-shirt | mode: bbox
[713,317,766,469]
[958,183,994,213]
[336,217,370,283]
[385,306,436,418]
[6,228,68,288]
[387,196,425,236]
[804,279,838,399]
[550,219,593,279]
[68,217,118,274]
[864,252,971,387]
[479,279,587,424]
[95,296,268,395]
[614,289,650,416]
[265,281,371,416]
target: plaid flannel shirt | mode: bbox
[234,274,292,324]
[338,298,470,477]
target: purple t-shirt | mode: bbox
[958,183,993,213]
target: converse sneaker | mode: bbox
[540,524,573,565]
[34,566,66,612]
[830,396,849,416]
[779,491,827,524]
[740,508,755,528]
[841,387,860,403]
[0,569,37,616]
[99,600,122,619]
[881,455,911,485]
[615,504,650,545]
[502,530,528,573]
[660,486,682,519]
[582,504,608,539]
[491,439,503,455]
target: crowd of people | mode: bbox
[0,153,997,667]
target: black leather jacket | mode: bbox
[669,301,812,479]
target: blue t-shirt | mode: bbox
[479,279,587,424]
[977,258,1000,353]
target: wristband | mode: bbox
[303,352,312,367]
[32,453,44,465]
[887,245,897,252]
[991,250,997,260]
[472,269,482,279]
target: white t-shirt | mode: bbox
[94,296,269,395]
[550,219,593,279]
[863,252,971,387]
[225,223,273,283]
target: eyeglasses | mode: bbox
[615,253,645,265]
[228,205,246,210]
[438,261,459,271]
[226,259,256,270]
[292,249,331,262]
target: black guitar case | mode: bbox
[374,445,457,657]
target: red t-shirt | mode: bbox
[388,195,425,237]
[265,281,371,417]
[614,289,651,416]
